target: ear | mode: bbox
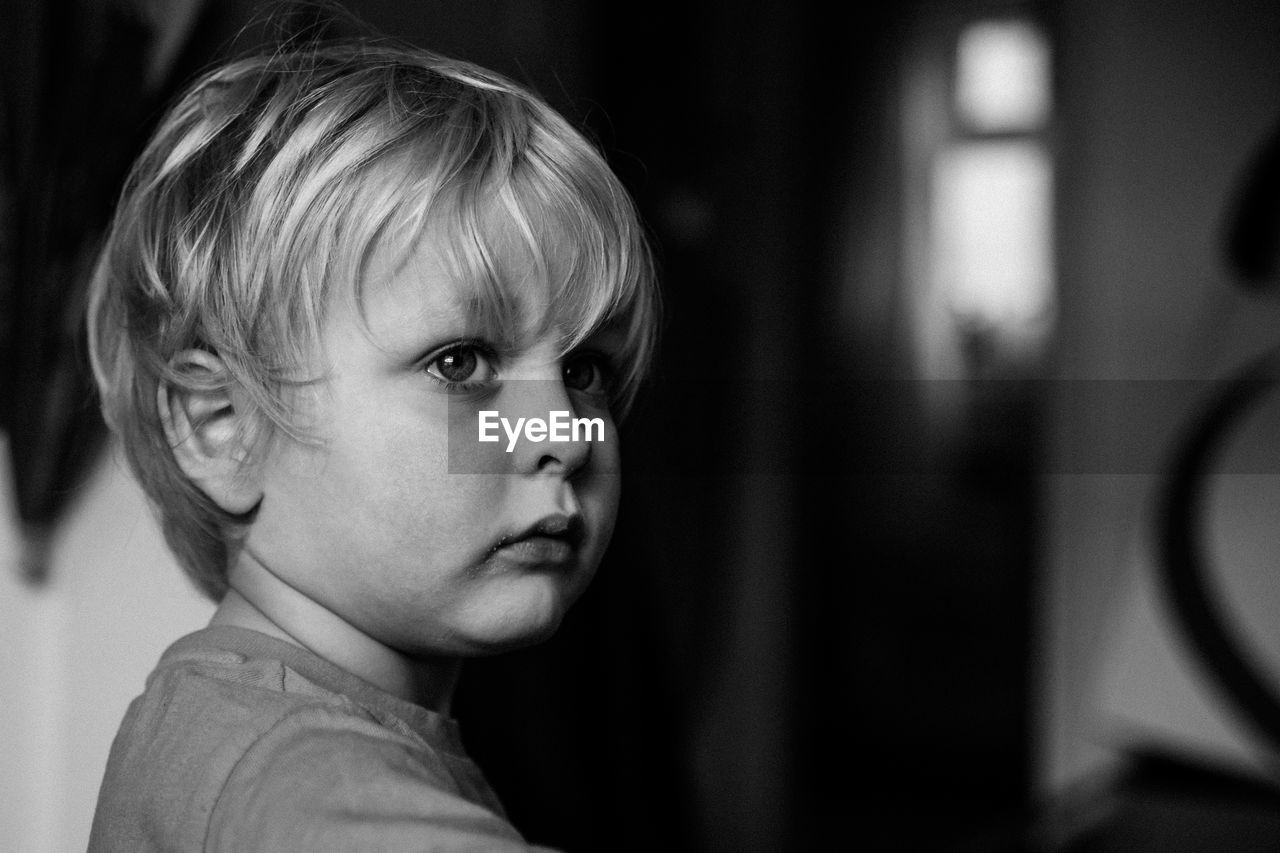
[158,350,264,515]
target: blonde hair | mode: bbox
[88,38,659,599]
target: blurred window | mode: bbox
[955,20,1051,132]
[905,14,1054,379]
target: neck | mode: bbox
[209,550,461,714]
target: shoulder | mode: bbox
[91,629,538,852]
[204,703,532,852]
[90,643,331,851]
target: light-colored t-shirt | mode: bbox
[88,625,549,852]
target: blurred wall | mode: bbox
[0,438,214,853]
[1043,0,1280,796]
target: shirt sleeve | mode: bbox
[205,706,548,853]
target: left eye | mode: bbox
[425,343,496,387]
[563,353,612,394]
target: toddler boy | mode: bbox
[86,36,657,852]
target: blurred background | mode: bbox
[3,0,1280,850]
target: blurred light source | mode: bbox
[955,20,1050,133]
[932,140,1054,344]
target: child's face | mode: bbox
[241,229,623,658]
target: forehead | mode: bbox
[352,213,556,349]
[346,181,631,346]
[347,243,496,347]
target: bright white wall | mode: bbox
[0,434,214,853]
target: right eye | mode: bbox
[562,351,615,396]
[423,342,497,390]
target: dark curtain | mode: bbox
[0,0,340,582]
[442,2,1035,852]
[0,0,161,582]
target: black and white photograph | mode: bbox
[2,0,1280,850]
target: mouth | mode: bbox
[489,514,586,566]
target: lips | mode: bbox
[490,514,585,566]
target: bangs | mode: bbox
[362,114,658,415]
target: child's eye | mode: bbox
[562,352,613,395]
[424,342,497,389]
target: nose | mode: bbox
[507,379,596,480]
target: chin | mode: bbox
[459,580,574,655]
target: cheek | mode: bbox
[356,460,506,556]
[276,411,486,542]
